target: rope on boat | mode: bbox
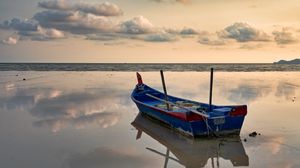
[145,93,219,137]
[204,118,210,136]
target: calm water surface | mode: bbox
[0,71,300,168]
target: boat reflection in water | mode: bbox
[131,113,249,168]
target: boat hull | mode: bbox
[134,101,246,137]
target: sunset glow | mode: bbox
[1,0,300,63]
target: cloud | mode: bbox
[86,33,120,41]
[33,10,74,24]
[0,18,38,31]
[0,1,158,43]
[239,43,263,50]
[35,3,157,36]
[1,10,164,43]
[38,1,123,16]
[166,27,205,36]
[38,0,69,10]
[119,16,155,34]
[37,26,65,39]
[86,31,177,43]
[74,2,123,17]
[66,147,156,168]
[197,31,226,46]
[0,18,65,42]
[180,27,199,35]
[4,0,298,46]
[144,33,177,42]
[19,26,65,41]
[273,28,297,45]
[219,22,270,42]
[34,10,117,34]
[2,36,18,45]
[198,36,225,46]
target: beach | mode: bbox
[0,71,300,168]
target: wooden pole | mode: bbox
[209,68,214,111]
[160,70,170,110]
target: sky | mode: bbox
[0,0,300,63]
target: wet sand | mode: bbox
[0,71,300,168]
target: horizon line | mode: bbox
[0,62,275,64]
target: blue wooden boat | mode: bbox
[131,72,247,137]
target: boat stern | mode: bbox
[190,105,247,137]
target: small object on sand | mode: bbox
[23,78,26,81]
[243,138,247,142]
[292,96,296,102]
[249,131,257,137]
[16,74,18,76]
[258,133,261,135]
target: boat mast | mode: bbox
[160,70,170,110]
[209,68,214,111]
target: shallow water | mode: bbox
[0,71,300,168]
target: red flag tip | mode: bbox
[136,72,143,85]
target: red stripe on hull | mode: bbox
[230,105,247,116]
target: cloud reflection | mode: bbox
[227,84,272,104]
[30,90,126,132]
[33,112,120,132]
[66,147,156,168]
[0,87,128,132]
[275,82,298,100]
[0,88,56,111]
[268,137,284,155]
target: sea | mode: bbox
[1,63,300,71]
[1,64,300,167]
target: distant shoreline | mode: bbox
[0,62,272,64]
[274,59,300,64]
[1,63,300,71]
